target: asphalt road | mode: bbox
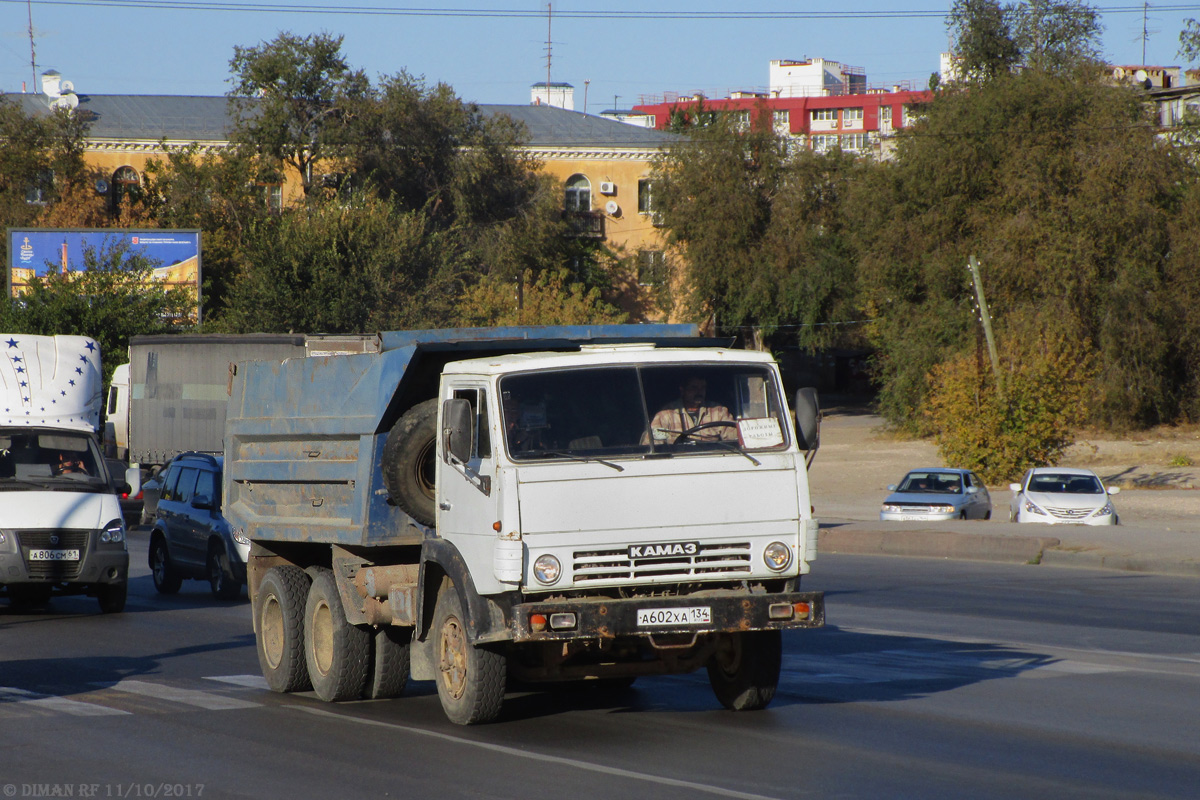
[3,536,1199,799]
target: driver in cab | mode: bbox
[645,376,736,444]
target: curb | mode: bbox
[819,527,1058,565]
[818,524,1200,577]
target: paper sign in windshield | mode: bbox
[738,418,783,448]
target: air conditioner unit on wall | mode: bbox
[599,181,617,195]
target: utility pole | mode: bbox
[968,255,1003,401]
[1142,1,1149,65]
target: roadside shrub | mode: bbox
[925,331,1096,483]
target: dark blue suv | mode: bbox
[147,453,248,599]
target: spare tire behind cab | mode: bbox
[381,398,438,527]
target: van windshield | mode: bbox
[499,364,789,462]
[0,430,108,489]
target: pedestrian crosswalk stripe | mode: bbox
[101,679,262,710]
[0,686,131,716]
[204,674,270,690]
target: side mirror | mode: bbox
[125,466,142,496]
[793,387,821,453]
[191,494,215,511]
[966,486,979,495]
[1009,483,1022,492]
[1107,486,1121,495]
[442,398,475,464]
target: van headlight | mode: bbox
[763,542,792,572]
[533,554,562,585]
[99,519,126,544]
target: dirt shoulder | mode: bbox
[811,408,1200,532]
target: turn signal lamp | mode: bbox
[530,614,548,632]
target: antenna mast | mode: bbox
[1142,1,1148,65]
[545,3,552,92]
[27,0,37,89]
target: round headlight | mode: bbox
[533,554,562,585]
[100,519,126,544]
[763,541,792,572]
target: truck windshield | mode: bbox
[499,364,789,462]
[0,430,107,487]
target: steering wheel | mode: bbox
[673,420,737,444]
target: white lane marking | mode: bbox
[0,686,131,716]
[103,679,261,710]
[781,649,1126,685]
[294,705,788,800]
[204,674,270,690]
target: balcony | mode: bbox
[564,211,605,238]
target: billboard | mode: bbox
[7,228,201,318]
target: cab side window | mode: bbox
[452,388,490,459]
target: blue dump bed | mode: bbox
[224,325,704,547]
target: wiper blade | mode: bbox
[706,440,761,466]
[534,450,624,472]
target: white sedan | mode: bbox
[1009,467,1120,525]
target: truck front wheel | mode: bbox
[706,630,782,711]
[381,399,438,527]
[304,568,370,702]
[433,580,505,724]
[255,565,312,693]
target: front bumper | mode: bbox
[880,510,958,522]
[1,548,129,587]
[505,590,825,643]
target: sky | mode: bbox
[3,1,1200,111]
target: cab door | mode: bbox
[436,384,505,594]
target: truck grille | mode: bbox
[15,530,92,579]
[571,542,752,584]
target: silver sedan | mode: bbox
[880,468,992,521]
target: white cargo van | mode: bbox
[0,334,137,613]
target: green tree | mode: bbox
[216,194,467,333]
[0,98,91,264]
[947,0,1022,82]
[455,268,627,327]
[228,31,370,195]
[0,241,196,385]
[926,322,1096,482]
[652,116,862,350]
[850,70,1193,430]
[140,146,276,320]
[1011,0,1103,75]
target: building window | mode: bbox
[811,134,838,153]
[25,170,53,205]
[772,110,790,133]
[812,108,836,122]
[637,179,657,214]
[637,250,667,286]
[843,107,864,125]
[259,183,283,213]
[111,166,140,212]
[565,174,591,212]
[880,106,892,124]
[840,133,868,151]
[729,110,751,131]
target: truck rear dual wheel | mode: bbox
[381,399,439,527]
[255,565,313,693]
[304,568,371,702]
[433,580,506,725]
[706,630,782,711]
[365,626,411,700]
